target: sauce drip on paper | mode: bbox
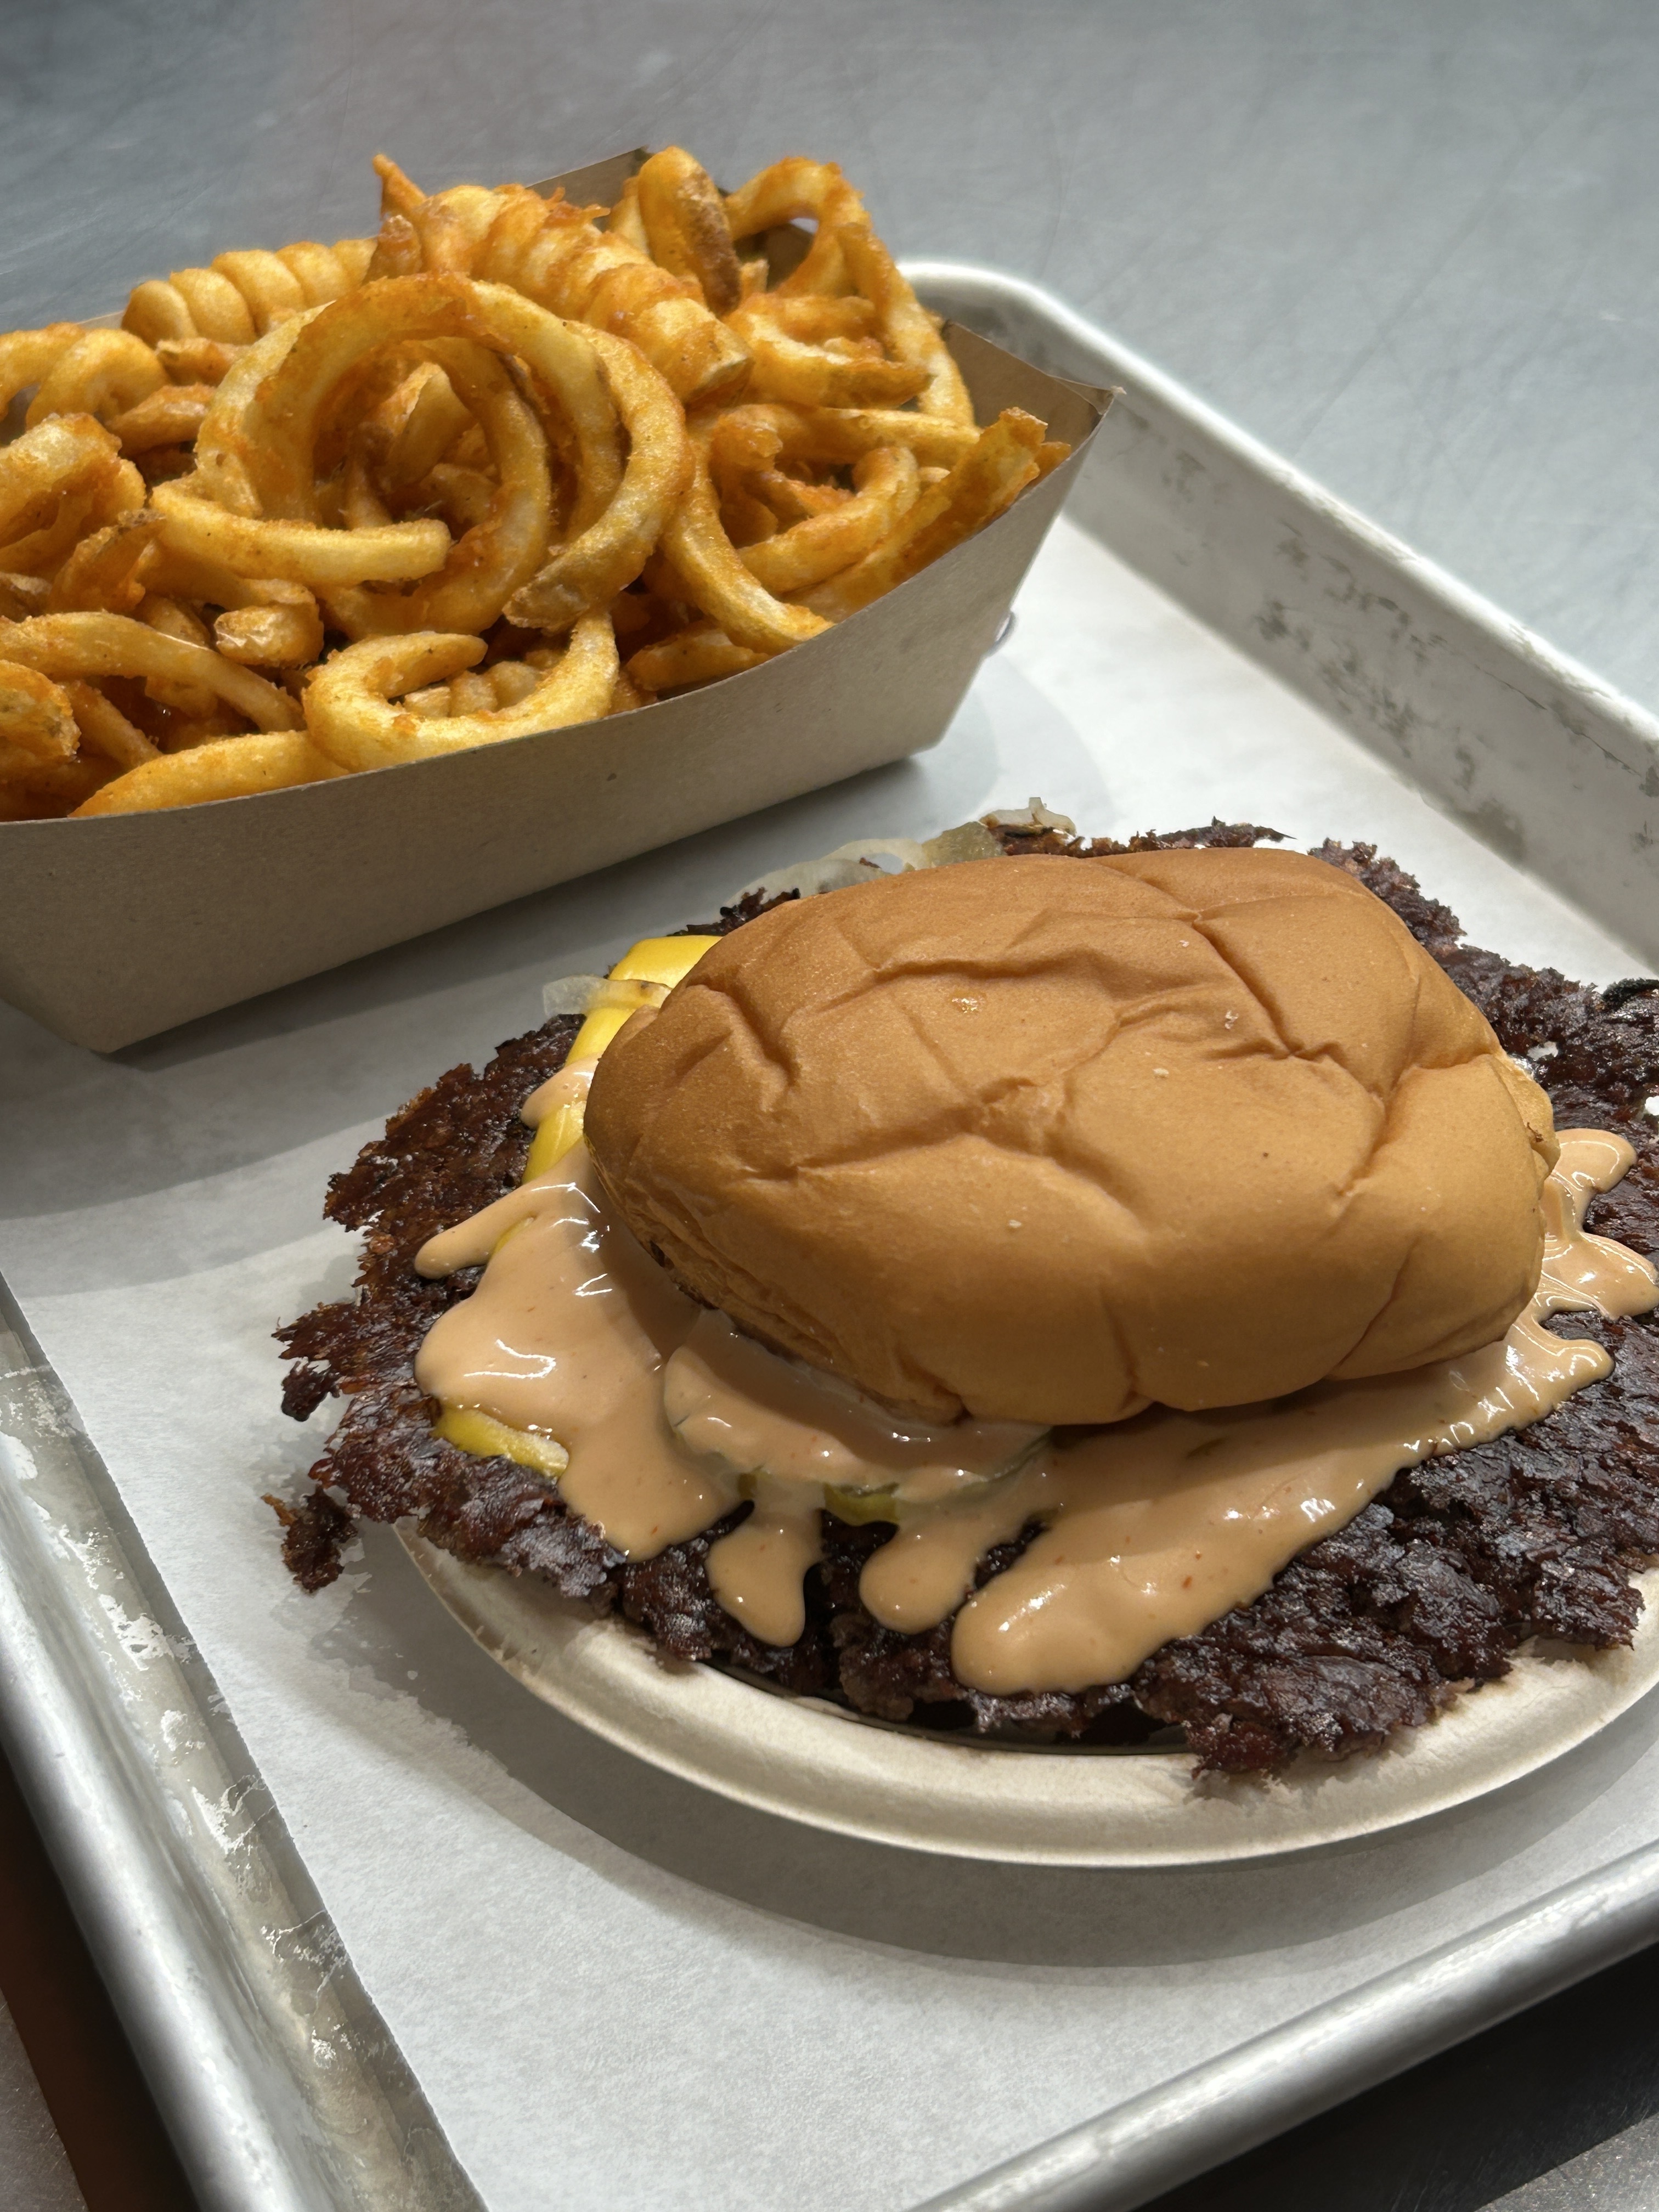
[414,1120,1656,1692]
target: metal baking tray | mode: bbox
[2,265,1658,2212]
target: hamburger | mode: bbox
[276,817,1659,1773]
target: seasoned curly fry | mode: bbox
[723,158,869,296]
[151,478,451,590]
[658,444,830,656]
[800,409,1050,619]
[741,447,919,595]
[706,400,977,472]
[0,326,85,416]
[321,342,554,639]
[726,298,928,409]
[59,679,159,770]
[625,622,764,694]
[0,415,121,544]
[634,147,743,315]
[0,612,303,730]
[303,616,617,769]
[46,510,165,614]
[122,239,371,357]
[214,592,324,669]
[27,331,166,430]
[72,731,341,814]
[837,224,972,425]
[107,384,215,458]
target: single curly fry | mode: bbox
[277,239,371,306]
[303,616,617,769]
[71,731,342,815]
[753,471,851,524]
[743,296,879,344]
[708,400,977,472]
[505,325,691,631]
[123,282,196,347]
[211,279,606,633]
[106,383,215,458]
[215,596,324,669]
[0,325,85,415]
[125,240,371,360]
[211,251,307,335]
[723,159,869,295]
[229,279,600,522]
[59,680,159,771]
[740,447,919,595]
[799,409,1046,620]
[152,477,450,589]
[155,337,241,387]
[0,659,79,762]
[624,621,765,695]
[837,224,972,426]
[168,265,258,346]
[656,444,830,656]
[0,414,121,544]
[725,298,928,409]
[607,177,651,254]
[0,612,303,730]
[27,331,166,429]
[635,148,743,315]
[46,510,165,614]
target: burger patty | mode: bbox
[274,823,1659,1772]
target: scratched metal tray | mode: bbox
[3,267,1659,2212]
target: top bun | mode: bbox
[585,849,1559,1425]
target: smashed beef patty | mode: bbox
[274,823,1659,1773]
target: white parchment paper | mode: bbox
[3,520,1657,2212]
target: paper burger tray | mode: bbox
[3,268,1659,2212]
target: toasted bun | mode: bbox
[585,849,1559,1424]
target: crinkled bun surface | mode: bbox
[584,849,1560,1424]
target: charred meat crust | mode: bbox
[275,822,1659,1771]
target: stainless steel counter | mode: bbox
[3,3,1657,2204]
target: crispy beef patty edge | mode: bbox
[272,823,1659,1773]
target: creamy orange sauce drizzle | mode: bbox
[414,1130,1656,1692]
